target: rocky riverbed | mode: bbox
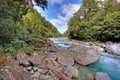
[0,37,120,80]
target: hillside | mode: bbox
[0,0,61,54]
[65,0,120,42]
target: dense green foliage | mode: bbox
[21,9,60,38]
[65,0,120,42]
[0,0,60,55]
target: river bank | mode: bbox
[50,37,120,80]
[0,37,120,80]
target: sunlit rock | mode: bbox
[85,73,94,80]
[105,42,120,55]
[16,50,30,66]
[63,66,79,78]
[28,52,47,68]
[95,72,111,80]
[57,53,74,66]
[68,45,101,65]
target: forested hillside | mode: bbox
[65,0,120,42]
[0,0,61,54]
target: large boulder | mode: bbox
[28,52,47,68]
[68,45,101,65]
[57,53,74,66]
[85,73,94,80]
[95,72,111,80]
[63,66,79,78]
[105,42,120,55]
[0,54,33,80]
[16,50,30,66]
[91,44,105,52]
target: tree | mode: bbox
[21,0,48,9]
[0,0,60,44]
[65,0,120,42]
[0,0,25,44]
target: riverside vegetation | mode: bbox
[0,0,61,55]
[0,0,120,80]
[64,0,120,42]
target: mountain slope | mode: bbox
[0,0,61,44]
[0,0,61,55]
[65,0,120,42]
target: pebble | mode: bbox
[33,66,38,71]
[26,66,32,71]
[30,70,34,74]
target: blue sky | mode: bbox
[34,0,81,34]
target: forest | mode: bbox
[0,0,61,55]
[65,0,120,42]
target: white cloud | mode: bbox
[61,3,80,22]
[34,6,49,19]
[116,0,120,3]
[50,18,66,27]
[49,3,80,34]
[49,0,63,4]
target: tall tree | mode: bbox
[65,0,120,42]
[21,0,48,9]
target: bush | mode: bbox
[0,39,33,55]
[18,31,32,43]
[0,19,17,44]
[0,46,4,54]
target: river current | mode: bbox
[50,38,120,80]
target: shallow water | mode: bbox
[94,52,120,80]
[50,38,120,80]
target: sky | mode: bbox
[34,0,81,34]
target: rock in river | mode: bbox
[85,73,94,80]
[105,42,120,55]
[57,53,74,66]
[95,72,111,80]
[68,45,101,65]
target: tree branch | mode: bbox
[46,59,72,80]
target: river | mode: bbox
[50,38,120,80]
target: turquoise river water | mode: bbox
[50,38,120,80]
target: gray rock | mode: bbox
[97,43,105,48]
[57,53,74,66]
[30,70,34,74]
[38,69,43,73]
[105,42,120,55]
[25,66,32,71]
[68,45,101,65]
[49,70,60,80]
[32,71,40,78]
[39,75,54,80]
[63,66,79,78]
[29,52,47,68]
[91,44,105,52]
[16,50,30,66]
[0,54,33,80]
[49,58,60,68]
[38,69,48,74]
[85,73,94,80]
[95,72,111,80]
[33,66,39,71]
